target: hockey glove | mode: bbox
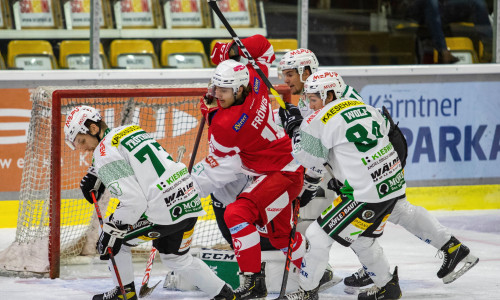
[278,102,303,138]
[200,93,218,126]
[80,166,105,204]
[211,41,232,65]
[97,222,128,260]
[299,174,322,207]
[327,178,343,195]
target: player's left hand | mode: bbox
[97,222,128,260]
[279,102,303,138]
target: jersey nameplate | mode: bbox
[111,125,141,147]
[321,100,364,124]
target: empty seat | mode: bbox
[433,37,479,64]
[161,39,209,68]
[7,40,57,70]
[269,39,298,67]
[109,39,159,69]
[59,40,109,69]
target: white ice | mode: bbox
[1,210,499,299]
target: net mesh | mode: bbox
[0,84,290,277]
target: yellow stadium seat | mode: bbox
[7,40,57,70]
[109,39,160,69]
[269,39,298,67]
[161,39,209,68]
[59,40,109,69]
[433,37,479,64]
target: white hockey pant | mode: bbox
[160,251,225,298]
[299,221,334,291]
[350,236,392,287]
[300,222,393,290]
[388,198,451,249]
[108,245,134,287]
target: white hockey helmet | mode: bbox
[278,49,319,82]
[304,70,346,105]
[64,105,102,150]
[211,59,250,95]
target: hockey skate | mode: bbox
[284,287,319,300]
[343,267,374,294]
[92,282,137,300]
[234,262,267,299]
[317,266,343,292]
[357,266,401,300]
[212,284,236,300]
[437,236,479,284]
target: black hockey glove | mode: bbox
[299,175,322,207]
[97,222,128,260]
[327,178,343,195]
[80,166,105,204]
[279,102,303,138]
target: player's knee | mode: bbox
[305,221,332,249]
[389,198,417,225]
[224,203,246,227]
[159,252,193,271]
[351,237,383,263]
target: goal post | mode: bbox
[0,84,292,279]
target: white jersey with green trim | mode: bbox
[92,125,206,226]
[293,99,406,203]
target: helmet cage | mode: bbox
[304,71,346,106]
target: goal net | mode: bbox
[0,84,291,279]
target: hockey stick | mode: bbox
[276,196,301,299]
[139,145,187,298]
[207,0,286,109]
[188,116,205,173]
[91,190,128,300]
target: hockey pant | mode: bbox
[108,217,225,298]
[224,170,305,273]
[388,197,451,249]
[299,222,393,291]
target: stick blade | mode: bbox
[139,280,161,298]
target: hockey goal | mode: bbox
[0,84,291,279]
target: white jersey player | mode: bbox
[279,71,479,300]
[64,105,234,300]
[281,49,479,295]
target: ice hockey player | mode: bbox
[280,70,405,300]
[63,105,235,300]
[202,34,307,299]
[279,51,480,294]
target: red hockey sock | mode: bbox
[230,223,262,273]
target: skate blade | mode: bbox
[343,285,359,295]
[318,274,343,292]
[443,254,479,284]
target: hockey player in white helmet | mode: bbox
[64,105,234,300]
[278,48,362,115]
[279,71,479,300]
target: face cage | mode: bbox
[302,90,335,107]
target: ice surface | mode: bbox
[1,210,499,299]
